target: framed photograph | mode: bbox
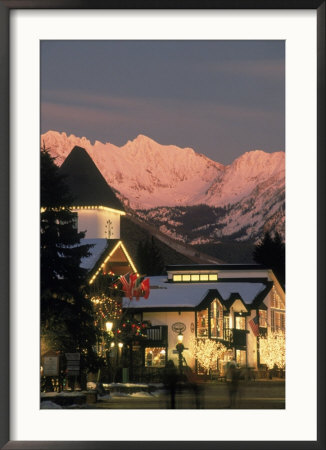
[0,1,325,449]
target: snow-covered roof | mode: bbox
[123,276,268,309]
[123,276,209,308]
[80,239,107,270]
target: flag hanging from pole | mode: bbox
[249,315,260,337]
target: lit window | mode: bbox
[236,349,246,367]
[197,309,209,337]
[200,274,209,281]
[145,347,166,367]
[210,299,223,338]
[271,310,285,332]
[235,316,246,330]
[209,274,218,281]
[182,274,191,282]
[259,310,267,327]
[271,288,285,309]
[191,274,200,281]
[173,275,182,282]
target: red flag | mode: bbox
[141,278,150,299]
[120,273,134,299]
[120,273,130,292]
[249,315,259,337]
[120,273,149,300]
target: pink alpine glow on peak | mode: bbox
[41,130,284,211]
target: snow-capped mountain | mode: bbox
[42,130,285,242]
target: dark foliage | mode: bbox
[136,237,165,276]
[194,241,256,264]
[253,232,285,289]
[41,146,100,372]
[120,216,193,266]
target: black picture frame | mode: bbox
[0,1,325,449]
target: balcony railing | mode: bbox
[145,325,168,343]
[223,328,247,347]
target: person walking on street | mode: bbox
[226,360,239,408]
[163,360,179,409]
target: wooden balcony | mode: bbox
[145,325,168,344]
[223,328,248,347]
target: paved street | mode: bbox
[92,380,285,409]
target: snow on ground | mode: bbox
[129,391,154,398]
[103,382,149,389]
[40,401,62,409]
[41,391,85,398]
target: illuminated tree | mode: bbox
[259,331,285,369]
[189,336,227,374]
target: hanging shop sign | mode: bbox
[172,322,186,334]
[65,353,80,376]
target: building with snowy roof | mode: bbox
[124,264,285,377]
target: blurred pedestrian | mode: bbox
[226,360,239,408]
[162,360,179,409]
[183,366,204,409]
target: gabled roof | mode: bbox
[88,239,137,284]
[58,146,125,211]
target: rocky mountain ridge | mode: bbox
[42,130,285,243]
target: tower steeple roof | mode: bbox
[58,146,125,211]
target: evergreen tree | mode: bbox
[136,237,165,275]
[41,146,100,374]
[253,231,285,289]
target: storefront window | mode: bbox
[145,347,166,367]
[197,309,208,337]
[218,349,234,375]
[236,349,246,367]
[210,299,223,338]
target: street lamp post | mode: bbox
[105,321,124,382]
[176,332,185,375]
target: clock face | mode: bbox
[172,322,186,334]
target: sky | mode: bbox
[41,40,285,165]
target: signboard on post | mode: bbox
[43,355,59,377]
[65,353,80,376]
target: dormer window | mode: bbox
[191,274,200,281]
[172,273,218,282]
